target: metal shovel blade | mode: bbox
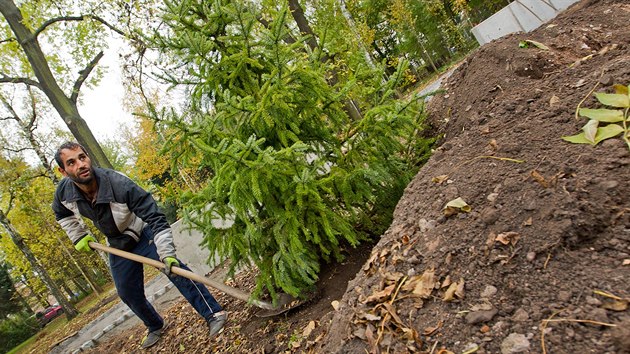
[254,292,315,317]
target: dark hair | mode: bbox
[54,141,88,169]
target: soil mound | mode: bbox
[84,1,629,353]
[320,0,630,353]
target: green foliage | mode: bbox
[563,84,630,151]
[0,262,24,319]
[152,0,433,299]
[0,310,39,353]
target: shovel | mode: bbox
[88,242,303,316]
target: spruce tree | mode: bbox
[151,0,433,299]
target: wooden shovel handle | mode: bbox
[88,241,275,310]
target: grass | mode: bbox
[10,265,162,353]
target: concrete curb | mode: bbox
[73,281,175,352]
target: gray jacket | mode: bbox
[52,167,176,260]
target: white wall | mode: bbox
[471,0,580,45]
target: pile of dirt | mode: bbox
[85,0,629,353]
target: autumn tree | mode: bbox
[0,157,79,318]
[0,262,25,318]
[0,0,153,169]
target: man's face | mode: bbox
[57,147,94,184]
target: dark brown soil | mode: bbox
[85,0,630,353]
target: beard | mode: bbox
[69,167,94,185]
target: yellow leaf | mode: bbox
[602,300,628,312]
[432,175,449,184]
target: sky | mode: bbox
[76,41,134,141]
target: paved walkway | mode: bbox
[49,274,180,354]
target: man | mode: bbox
[52,141,226,349]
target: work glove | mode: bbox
[75,235,97,252]
[162,256,180,277]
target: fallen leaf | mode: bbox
[496,232,520,246]
[443,282,458,302]
[411,269,436,298]
[455,279,465,299]
[549,95,560,107]
[423,321,443,336]
[522,217,533,226]
[602,300,628,312]
[360,313,382,321]
[525,39,550,50]
[488,139,498,150]
[530,170,549,188]
[437,349,455,354]
[443,279,465,301]
[480,325,491,333]
[401,327,418,341]
[331,300,340,311]
[623,259,630,266]
[432,175,449,184]
[381,302,404,326]
[363,252,378,271]
[363,284,396,303]
[302,321,316,337]
[441,275,452,289]
[444,197,472,217]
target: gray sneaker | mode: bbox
[207,312,227,338]
[141,322,167,349]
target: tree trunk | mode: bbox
[287,0,363,121]
[0,210,79,319]
[0,0,112,169]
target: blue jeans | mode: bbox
[109,227,223,332]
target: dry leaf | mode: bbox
[486,231,496,249]
[381,302,404,326]
[530,170,549,188]
[488,139,498,150]
[496,232,520,246]
[432,175,449,184]
[602,300,628,312]
[443,282,458,302]
[443,206,459,217]
[455,279,465,299]
[441,275,452,289]
[525,39,550,50]
[423,321,443,336]
[360,313,382,321]
[623,259,630,266]
[437,349,455,354]
[302,321,316,337]
[401,327,418,341]
[549,95,560,107]
[331,300,340,311]
[443,279,465,301]
[523,217,533,226]
[412,269,436,298]
[363,284,396,303]
[363,252,378,271]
